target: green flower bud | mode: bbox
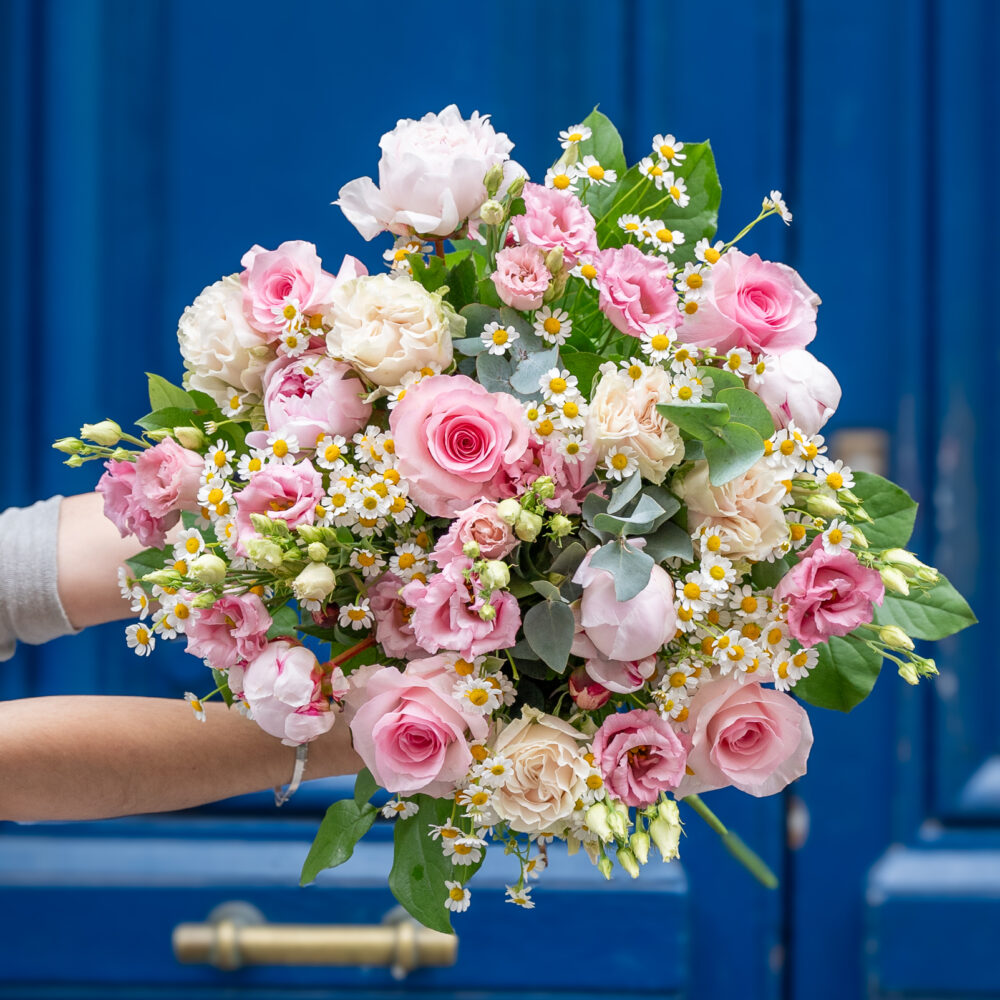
[607,800,630,841]
[250,513,278,535]
[174,425,206,450]
[617,847,640,879]
[496,498,522,526]
[462,540,481,558]
[296,525,326,544]
[478,603,497,622]
[110,447,134,461]
[307,542,329,562]
[80,419,122,446]
[851,527,869,549]
[839,489,863,506]
[806,493,847,519]
[880,566,910,596]
[145,428,171,442]
[544,247,564,274]
[245,537,284,571]
[506,174,526,200]
[479,198,504,226]
[483,163,505,198]
[534,476,556,500]
[190,592,217,609]
[549,514,573,538]
[585,802,613,843]
[649,799,682,861]
[542,267,569,304]
[293,562,335,602]
[879,625,915,651]
[141,570,178,587]
[515,510,543,542]
[189,553,227,585]
[915,566,940,583]
[897,661,919,685]
[883,548,921,568]
[479,560,510,591]
[630,830,651,865]
[65,454,85,467]
[53,437,85,454]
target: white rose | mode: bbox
[676,458,789,562]
[292,562,335,602]
[490,708,590,836]
[335,104,521,240]
[748,349,842,437]
[585,365,683,483]
[326,273,460,388]
[177,275,271,408]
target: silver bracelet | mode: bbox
[274,743,309,807]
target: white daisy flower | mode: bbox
[481,321,520,356]
[554,396,587,431]
[695,238,725,265]
[383,237,431,273]
[571,257,599,287]
[533,306,572,347]
[578,155,616,186]
[173,528,206,564]
[265,431,299,465]
[236,448,269,480]
[676,573,712,616]
[278,327,309,357]
[444,881,471,912]
[315,434,348,470]
[818,458,855,492]
[701,553,737,593]
[381,798,420,820]
[454,677,502,714]
[639,156,668,188]
[604,446,638,481]
[763,189,793,224]
[544,163,580,191]
[505,885,535,909]
[821,518,855,555]
[389,542,428,580]
[662,172,690,207]
[722,348,755,377]
[639,326,677,363]
[442,836,485,865]
[205,440,235,477]
[670,373,708,403]
[338,599,372,631]
[350,548,386,579]
[557,432,589,463]
[618,213,643,238]
[222,391,246,418]
[559,124,592,148]
[183,691,206,722]
[474,755,513,788]
[646,223,685,254]
[540,368,579,407]
[429,821,462,842]
[696,525,734,558]
[773,646,818,691]
[619,358,646,381]
[661,659,700,698]
[651,133,686,165]
[128,585,151,620]
[125,622,156,656]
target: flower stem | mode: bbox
[433,239,447,260]
[328,634,376,670]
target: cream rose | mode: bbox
[490,708,590,835]
[676,458,789,561]
[325,273,460,388]
[585,363,683,483]
[177,275,272,408]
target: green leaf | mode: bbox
[211,668,234,707]
[147,373,195,412]
[389,796,458,934]
[300,799,378,885]
[266,604,300,640]
[354,768,379,807]
[548,540,588,577]
[716,388,775,439]
[510,346,560,396]
[530,580,563,602]
[874,574,977,640]
[125,546,170,579]
[476,351,517,396]
[444,256,477,312]
[560,351,604,401]
[408,255,448,293]
[593,492,672,535]
[658,401,730,441]
[698,366,744,393]
[751,555,795,590]
[704,423,766,486]
[607,472,642,513]
[522,599,576,674]
[642,520,694,562]
[590,538,655,601]
[851,471,918,549]
[135,406,202,432]
[793,634,883,712]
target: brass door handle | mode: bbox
[172,902,457,976]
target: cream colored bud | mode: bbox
[53,437,85,454]
[483,163,504,198]
[145,428,171,441]
[141,570,177,587]
[479,560,510,591]
[496,499,522,526]
[807,493,847,518]
[250,513,277,535]
[598,855,614,880]
[479,198,504,226]
[549,514,573,538]
[506,174,526,200]
[897,661,919,685]
[534,476,556,500]
[293,562,335,602]
[245,537,284,570]
[585,802,613,843]
[478,603,497,622]
[649,799,682,861]
[191,592,217,609]
[111,448,133,461]
[542,267,569,304]
[462,540,481,558]
[851,527,869,549]
[607,801,630,841]
[879,625,915,651]
[880,566,910,596]
[65,454,85,467]
[189,553,227,585]
[515,510,543,542]
[544,247,564,274]
[630,830,651,865]
[307,542,329,562]
[174,425,206,450]
[883,548,921,568]
[80,419,123,446]
[915,566,940,583]
[617,847,640,879]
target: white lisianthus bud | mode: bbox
[544,247,564,274]
[245,537,284,571]
[879,625,915,651]
[515,510,544,542]
[296,525,326,544]
[549,514,573,538]
[880,566,910,596]
[851,527,869,549]
[483,163,505,198]
[496,498,522,525]
[507,174,526,200]
[898,661,920,685]
[915,566,940,583]
[53,437,85,454]
[585,802,613,843]
[649,799,682,861]
[174,426,206,450]
[630,830,651,865]
[142,570,178,587]
[883,548,922,568]
[462,540,481,558]
[111,448,133,461]
[293,562,335,602]
[479,560,510,591]
[307,542,329,562]
[80,419,123,446]
[65,454,85,467]
[534,476,556,500]
[189,554,227,585]
[598,855,614,880]
[806,493,847,518]
[606,800,630,841]
[145,428,171,441]
[250,513,277,535]
[191,592,217,609]
[478,603,497,622]
[617,846,640,879]
[479,198,504,226]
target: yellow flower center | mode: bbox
[742,622,762,640]
[135,627,150,645]
[683,582,701,600]
[467,688,490,707]
[390,496,408,514]
[780,439,797,456]
[610,453,629,471]
[553,173,571,189]
[282,303,297,320]
[581,263,597,280]
[650,333,671,352]
[324,444,341,462]
[656,228,674,243]
[184,537,200,554]
[767,627,784,645]
[358,552,376,566]
[565,440,581,456]
[627,364,642,380]
[741,595,759,614]
[272,439,289,458]
[347,608,368,621]
[229,394,241,410]
[684,301,699,315]
[208,488,224,505]
[449,887,466,902]
[536,419,555,437]
[173,559,187,574]
[562,401,579,419]
[790,523,807,541]
[660,144,675,159]
[677,385,693,401]
[828,528,844,545]
[669,185,681,200]
[398,552,416,570]
[649,164,663,177]
[175,604,190,620]
[543,317,562,335]
[492,328,509,345]
[669,671,687,689]
[549,377,567,394]
[587,163,605,180]
[705,247,721,264]
[470,744,488,762]
[586,774,604,789]
[777,662,790,679]
[826,472,844,490]
[709,564,726,581]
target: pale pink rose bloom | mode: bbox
[677,679,813,797]
[774,535,885,647]
[336,105,519,240]
[234,460,325,554]
[389,374,530,517]
[572,546,677,661]
[510,182,599,265]
[240,240,339,339]
[491,244,551,310]
[242,640,343,746]
[431,499,516,568]
[592,708,688,807]
[184,592,273,671]
[134,438,204,519]
[368,572,423,660]
[493,436,600,516]
[402,557,520,659]
[568,666,611,710]
[96,459,171,548]
[595,243,682,338]
[680,250,820,355]
[349,657,489,796]
[748,349,841,436]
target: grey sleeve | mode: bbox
[0,496,80,662]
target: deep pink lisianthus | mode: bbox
[594,243,682,338]
[368,571,423,659]
[184,592,273,671]
[592,709,688,807]
[234,460,325,554]
[134,437,204,519]
[402,557,520,659]
[491,244,551,310]
[97,458,175,548]
[680,250,820,355]
[431,499,516,568]
[240,240,339,339]
[677,679,813,798]
[349,657,489,796]
[510,182,598,265]
[774,536,885,646]
[389,374,530,517]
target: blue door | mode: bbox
[1,2,995,997]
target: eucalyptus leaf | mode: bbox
[658,401,730,441]
[452,336,488,357]
[704,423,766,486]
[510,346,560,395]
[530,579,563,602]
[593,492,671,535]
[642,520,694,562]
[874,574,977,640]
[300,799,377,885]
[850,471,918,549]
[607,473,642,513]
[793,634,883,713]
[698,366,744,393]
[548,540,588,577]
[522,600,576,673]
[460,303,502,338]
[716,387,776,439]
[590,539,655,601]
[476,351,517,396]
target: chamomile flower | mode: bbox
[125,622,156,656]
[383,236,431,273]
[355,485,391,520]
[506,885,535,909]
[338,598,372,631]
[381,799,420,820]
[390,542,428,580]
[350,548,386,579]
[554,396,587,431]
[773,646,818,691]
[701,553,737,593]
[237,448,269,480]
[647,223,685,254]
[162,592,194,634]
[722,348,754,376]
[524,854,547,879]
[650,132,684,163]
[151,607,179,640]
[481,321,520,356]
[533,413,558,441]
[798,433,828,474]
[457,785,493,812]
[544,163,580,191]
[183,691,206,722]
[222,391,246,418]
[653,689,691,723]
[204,440,235,477]
[278,327,309,357]
[639,156,668,188]
[670,344,700,372]
[763,189,793,224]
[662,172,690,207]
[540,368,579,407]
[266,431,299,465]
[670,372,708,403]
[695,238,726,265]
[173,528,206,565]
[676,572,712,617]
[559,123,592,148]
[697,525,734,557]
[557,432,588,463]
[818,459,855,491]
[675,262,708,299]
[821,518,854,555]
[315,434,348,469]
[729,584,767,621]
[639,326,677,363]
[454,677,502,714]
[128,585,151,619]
[662,659,702,698]
[578,154,616,185]
[760,617,790,653]
[474,755,513,788]
[571,257,599,287]
[533,306,572,347]
[619,357,646,381]
[618,213,643,238]
[444,880,471,912]
[604,446,638,481]
[443,836,485,866]
[197,479,234,520]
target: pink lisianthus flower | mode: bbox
[509,182,599,265]
[97,459,171,548]
[401,557,520,659]
[493,436,600,516]
[594,243,682,338]
[234,460,325,554]
[773,536,885,647]
[240,240,339,339]
[368,571,424,660]
[389,374,530,518]
[748,349,841,437]
[184,592,273,672]
[680,250,820,355]
[242,640,345,746]
[592,709,689,807]
[349,656,489,796]
[568,666,611,710]
[134,437,204,519]
[431,499,516,568]
[677,679,813,798]
[491,244,551,310]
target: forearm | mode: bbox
[0,696,361,822]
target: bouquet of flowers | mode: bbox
[58,105,975,932]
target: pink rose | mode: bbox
[748,349,841,436]
[774,536,885,647]
[431,499,516,568]
[680,250,820,355]
[258,353,372,446]
[389,374,530,517]
[510,182,599,265]
[134,438,203,520]
[240,240,338,339]
[402,557,521,659]
[349,657,489,796]
[677,679,813,797]
[593,709,688,807]
[234,460,326,554]
[572,546,677,661]
[243,640,344,746]
[368,572,423,660]
[595,243,682,338]
[491,244,551,310]
[568,666,611,710]
[96,459,171,548]
[184,592,273,672]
